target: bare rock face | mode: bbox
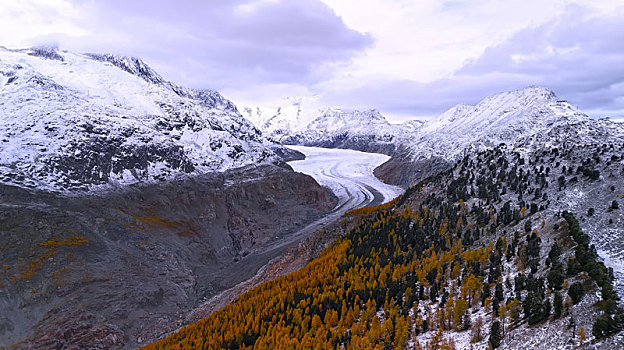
[24,310,128,350]
[0,165,337,349]
[373,153,452,188]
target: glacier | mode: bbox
[287,146,404,211]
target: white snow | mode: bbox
[287,146,404,210]
[239,96,324,136]
[238,87,618,166]
[404,86,599,161]
[238,98,418,147]
[0,47,279,191]
[598,248,624,298]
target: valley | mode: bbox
[4,1,624,348]
[204,146,404,296]
[0,47,410,349]
[177,146,405,337]
[145,87,624,349]
[1,46,623,349]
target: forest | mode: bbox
[144,142,624,349]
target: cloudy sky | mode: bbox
[1,0,623,121]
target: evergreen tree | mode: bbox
[489,320,502,349]
[481,282,491,306]
[493,283,504,316]
[547,264,564,290]
[553,292,563,319]
[568,282,585,304]
[592,312,624,339]
[524,220,532,233]
[524,232,541,273]
[547,243,561,264]
[611,200,619,210]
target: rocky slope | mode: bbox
[0,48,341,349]
[0,46,288,191]
[0,164,337,349]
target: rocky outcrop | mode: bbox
[269,145,305,162]
[373,153,451,188]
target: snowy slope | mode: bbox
[402,119,424,131]
[239,87,623,164]
[407,86,624,160]
[0,47,280,191]
[240,100,420,155]
[239,96,324,141]
[283,108,411,147]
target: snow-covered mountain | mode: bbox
[239,96,324,141]
[239,98,421,155]
[0,47,281,191]
[240,87,622,165]
[402,119,424,131]
[244,87,622,165]
[374,86,624,188]
[408,86,624,160]
[282,108,412,152]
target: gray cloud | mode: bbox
[17,1,624,120]
[457,5,624,115]
[326,5,624,120]
[321,74,523,117]
[31,0,371,89]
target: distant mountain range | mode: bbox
[240,86,624,187]
[2,46,621,193]
[239,99,424,155]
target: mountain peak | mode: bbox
[0,45,66,61]
[318,108,385,122]
[478,86,558,108]
[27,46,65,61]
[0,48,276,191]
[86,53,165,84]
[515,85,557,96]
[407,86,605,162]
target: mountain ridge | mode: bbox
[239,99,421,156]
[0,46,285,192]
[372,86,624,187]
[238,86,624,188]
